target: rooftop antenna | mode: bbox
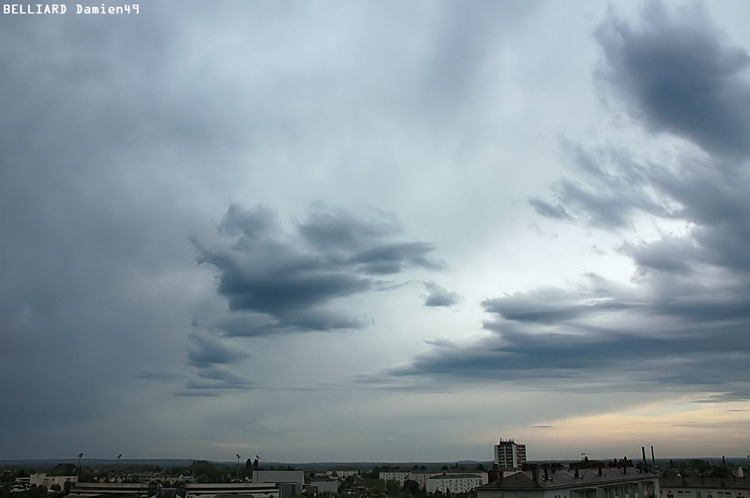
[78,453,84,481]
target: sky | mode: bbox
[2,0,750,464]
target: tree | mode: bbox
[403,480,421,496]
[385,480,401,496]
[51,464,77,477]
[706,466,732,479]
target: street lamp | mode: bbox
[236,454,241,482]
[117,455,122,483]
[78,453,84,482]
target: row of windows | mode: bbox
[667,490,745,498]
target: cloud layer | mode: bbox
[194,203,443,337]
[3,0,750,462]
[385,2,750,400]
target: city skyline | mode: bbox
[2,0,750,462]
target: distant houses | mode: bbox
[9,439,749,498]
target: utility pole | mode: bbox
[236,454,241,482]
[78,453,84,482]
[117,455,122,483]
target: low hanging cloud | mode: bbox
[423,282,461,307]
[379,2,750,399]
[596,1,750,160]
[187,330,251,368]
[182,365,256,395]
[179,330,255,393]
[194,203,444,337]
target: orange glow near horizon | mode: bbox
[519,396,750,459]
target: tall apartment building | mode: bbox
[494,439,526,469]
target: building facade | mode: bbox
[382,471,488,490]
[426,474,485,494]
[660,475,750,498]
[334,471,359,479]
[29,474,78,490]
[380,472,411,486]
[479,467,659,498]
[68,481,281,498]
[494,439,527,469]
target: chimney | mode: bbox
[544,465,549,481]
[642,447,648,473]
[532,466,538,483]
[651,446,655,465]
[575,466,579,479]
[598,465,603,477]
[489,467,500,483]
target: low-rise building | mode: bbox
[308,481,339,495]
[334,471,359,479]
[68,481,281,498]
[252,471,305,498]
[379,472,411,486]
[69,482,157,497]
[186,483,281,498]
[29,473,78,489]
[426,474,485,494]
[660,475,750,498]
[478,467,659,498]
[384,470,488,490]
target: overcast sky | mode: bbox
[2,0,750,464]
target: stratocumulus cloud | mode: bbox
[596,1,750,159]
[423,282,460,307]
[5,0,750,462]
[194,203,444,337]
[379,2,750,399]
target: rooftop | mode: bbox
[661,476,750,490]
[481,468,658,490]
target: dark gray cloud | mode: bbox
[187,330,251,368]
[0,3,258,454]
[381,2,750,398]
[528,197,572,221]
[194,203,443,336]
[596,1,750,159]
[423,282,460,307]
[531,142,677,229]
[178,365,256,396]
